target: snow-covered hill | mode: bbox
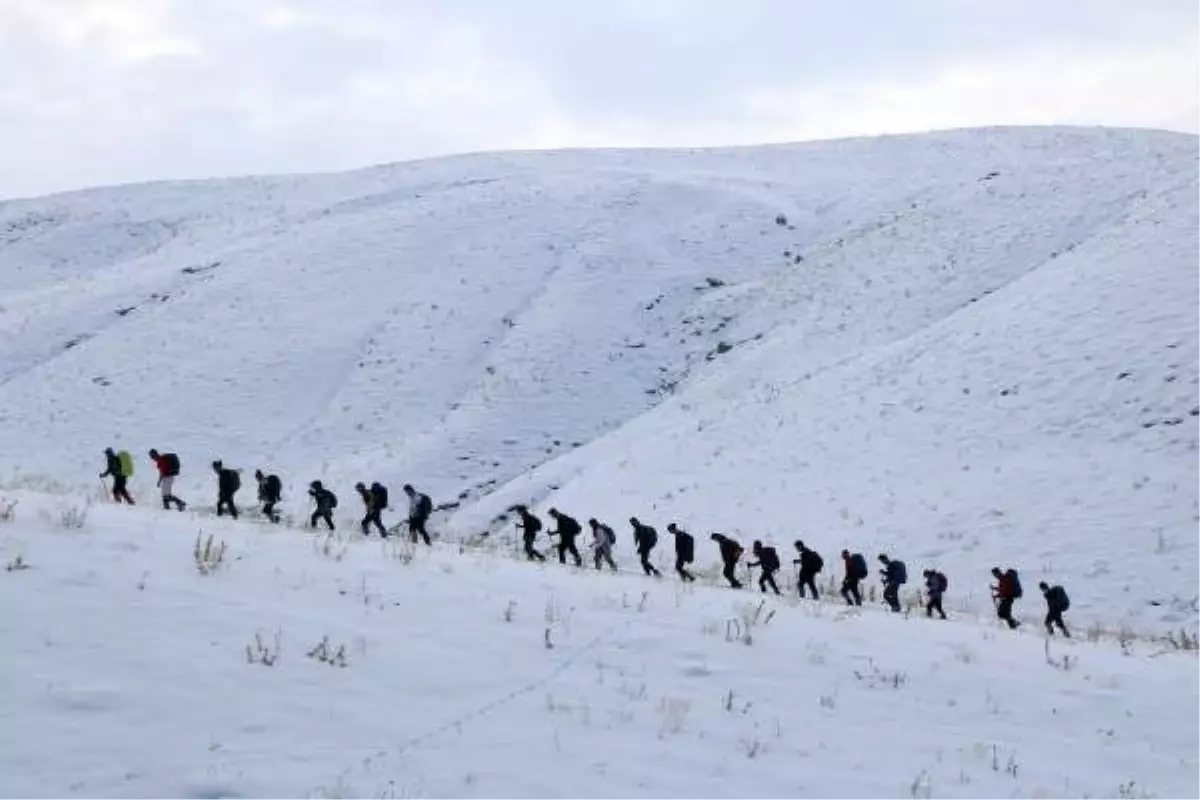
[1,126,1197,637]
[0,492,1195,798]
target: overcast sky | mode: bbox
[1,0,1196,199]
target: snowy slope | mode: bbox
[0,491,1195,799]
[0,126,1197,638]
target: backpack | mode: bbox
[372,484,389,510]
[117,450,134,477]
[163,453,180,477]
[1006,568,1022,599]
[641,526,658,550]
[328,491,338,509]
[228,470,241,493]
[936,572,949,593]
[1051,585,1069,611]
[265,474,282,498]
[892,560,907,585]
[761,547,780,571]
[605,526,616,545]
[849,553,868,579]
[677,533,694,561]
[809,551,824,573]
[417,493,433,517]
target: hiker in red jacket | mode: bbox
[148,449,186,511]
[991,566,1022,629]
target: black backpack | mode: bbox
[803,550,824,573]
[891,560,908,585]
[523,513,542,534]
[1006,568,1023,599]
[677,532,695,561]
[761,547,780,571]
[849,553,868,579]
[265,474,282,498]
[1050,585,1069,611]
[639,525,658,551]
[936,572,949,593]
[417,493,433,517]
[328,490,338,508]
[224,469,241,493]
[372,484,389,510]
[163,453,180,476]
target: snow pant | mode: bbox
[556,537,582,566]
[361,509,386,536]
[216,491,238,519]
[841,577,862,606]
[675,556,695,582]
[722,561,742,589]
[111,474,134,505]
[926,593,946,619]
[996,597,1019,629]
[159,476,185,510]
[524,535,545,562]
[594,548,616,571]
[1045,608,1069,637]
[311,508,335,530]
[262,499,279,522]
[639,549,661,577]
[759,568,780,595]
[883,581,901,612]
[797,571,820,599]
[409,515,431,545]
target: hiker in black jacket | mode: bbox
[1039,581,1071,637]
[308,480,336,530]
[547,508,583,566]
[749,541,781,595]
[878,554,906,612]
[841,549,866,606]
[711,533,744,589]
[99,448,135,505]
[923,569,948,619]
[666,523,696,582]
[212,460,240,519]
[589,518,617,571]
[512,505,545,562]
[255,469,283,523]
[355,482,388,537]
[404,484,433,545]
[792,540,823,599]
[630,517,662,577]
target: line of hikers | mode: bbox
[99,447,436,545]
[509,504,1072,637]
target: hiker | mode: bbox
[666,523,696,582]
[254,469,282,523]
[212,460,240,518]
[355,481,388,537]
[308,480,336,530]
[841,549,867,606]
[512,505,545,562]
[711,533,744,589]
[99,447,135,504]
[878,554,907,613]
[1039,581,1071,637]
[630,517,662,577]
[990,566,1022,629]
[923,569,948,619]
[792,540,824,599]
[589,518,618,571]
[404,484,433,545]
[749,541,782,595]
[149,449,186,511]
[547,508,583,566]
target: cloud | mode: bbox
[0,0,1195,198]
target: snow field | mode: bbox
[0,489,1196,798]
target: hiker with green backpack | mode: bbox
[99,447,135,505]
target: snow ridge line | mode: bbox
[328,620,627,796]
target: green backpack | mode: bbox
[117,450,134,477]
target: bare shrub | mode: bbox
[0,498,17,523]
[194,533,227,575]
[307,635,348,667]
[5,554,30,572]
[246,631,280,666]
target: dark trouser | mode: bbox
[841,578,862,606]
[675,556,695,582]
[162,495,186,511]
[1045,609,1069,636]
[926,593,946,619]
[111,474,135,504]
[759,569,780,595]
[361,509,386,536]
[409,515,431,545]
[797,571,819,599]
[996,597,1019,629]
[883,581,900,612]
[639,549,661,577]
[557,538,582,566]
[311,508,334,530]
[262,500,279,522]
[524,536,545,561]
[594,548,616,571]
[722,561,742,588]
[216,492,238,518]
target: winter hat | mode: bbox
[355,482,365,490]
[1038,581,1049,591]
[149,449,159,459]
[212,460,222,470]
[403,484,414,493]
[548,508,559,517]
[794,539,804,550]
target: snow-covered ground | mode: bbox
[0,126,1197,796]
[0,490,1196,799]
